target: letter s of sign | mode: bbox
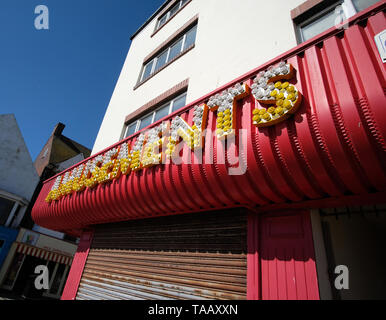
[334,265,349,290]
[34,265,50,290]
[251,62,302,127]
[34,5,49,30]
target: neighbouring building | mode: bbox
[0,119,90,299]
[24,122,91,240]
[32,0,386,300]
[0,114,40,233]
[0,113,41,280]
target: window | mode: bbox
[42,262,70,299]
[168,38,184,62]
[125,122,137,138]
[158,15,167,29]
[171,94,187,113]
[351,0,379,11]
[155,0,190,31]
[138,113,153,131]
[0,196,17,226]
[124,92,187,138]
[139,24,197,83]
[295,0,379,43]
[0,239,4,250]
[49,264,67,295]
[154,103,170,122]
[154,49,168,72]
[0,193,25,228]
[183,25,197,50]
[2,252,25,289]
[142,60,155,81]
[299,6,340,42]
[169,2,180,17]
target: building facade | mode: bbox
[0,228,76,299]
[0,114,40,232]
[0,120,90,299]
[32,0,386,300]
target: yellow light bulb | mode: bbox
[275,107,284,115]
[268,107,276,114]
[262,113,271,121]
[287,85,295,92]
[274,81,282,89]
[283,99,292,109]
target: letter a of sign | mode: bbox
[34,5,49,30]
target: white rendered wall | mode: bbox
[92,0,305,154]
[0,114,39,201]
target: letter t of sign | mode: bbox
[206,83,250,140]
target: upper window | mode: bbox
[124,91,187,138]
[139,24,197,83]
[351,0,380,11]
[156,0,189,31]
[295,0,379,43]
[0,196,17,226]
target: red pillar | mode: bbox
[61,229,94,300]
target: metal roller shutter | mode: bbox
[76,209,247,300]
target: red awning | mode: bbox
[16,242,73,265]
[31,3,386,233]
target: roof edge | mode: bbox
[130,0,172,41]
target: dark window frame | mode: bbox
[153,0,191,36]
[123,91,188,139]
[0,196,19,227]
[294,0,344,43]
[292,0,377,44]
[137,23,197,86]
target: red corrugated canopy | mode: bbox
[32,3,386,234]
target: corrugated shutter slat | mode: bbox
[76,210,247,300]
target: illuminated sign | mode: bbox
[206,83,250,139]
[251,62,302,127]
[45,62,302,203]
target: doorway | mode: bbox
[320,204,386,299]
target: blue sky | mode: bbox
[0,0,164,161]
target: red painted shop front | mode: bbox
[31,3,386,300]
